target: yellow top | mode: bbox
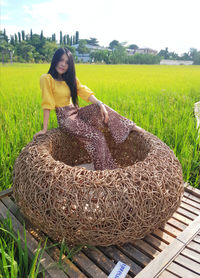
[40,73,95,110]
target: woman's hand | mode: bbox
[100,104,109,124]
[33,129,47,140]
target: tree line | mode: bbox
[0,29,200,64]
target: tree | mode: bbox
[73,35,76,45]
[168,51,179,60]
[63,35,66,45]
[109,40,119,50]
[10,36,15,46]
[128,44,139,50]
[77,40,90,54]
[21,30,25,41]
[40,30,43,40]
[181,52,191,60]
[86,37,99,46]
[14,34,18,44]
[18,32,21,43]
[52,33,56,42]
[189,48,198,60]
[193,51,200,65]
[158,47,169,59]
[60,31,63,45]
[43,41,58,62]
[28,34,46,59]
[127,53,161,64]
[30,29,33,40]
[75,31,79,44]
[0,32,13,62]
[3,28,8,43]
[90,50,111,63]
[15,41,35,62]
[109,43,127,63]
[67,34,70,45]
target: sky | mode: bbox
[1,0,200,55]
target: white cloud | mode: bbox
[1,14,9,20]
[2,0,200,54]
[0,0,8,7]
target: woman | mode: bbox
[33,47,136,170]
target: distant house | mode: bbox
[126,49,136,56]
[126,47,157,56]
[72,44,110,62]
[160,59,193,65]
[135,48,157,55]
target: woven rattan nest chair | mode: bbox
[13,126,184,246]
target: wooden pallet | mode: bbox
[0,183,200,278]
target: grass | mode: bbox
[1,63,200,190]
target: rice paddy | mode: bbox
[0,63,200,190]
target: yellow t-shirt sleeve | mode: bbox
[40,74,56,110]
[76,77,95,103]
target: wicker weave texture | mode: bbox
[12,127,184,246]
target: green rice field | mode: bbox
[0,63,200,191]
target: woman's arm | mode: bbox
[33,109,50,139]
[88,94,101,104]
[43,109,50,131]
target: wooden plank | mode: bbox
[159,223,182,238]
[151,228,176,244]
[180,202,200,215]
[176,207,197,220]
[0,187,13,199]
[132,239,160,259]
[193,234,200,244]
[83,247,132,278]
[70,251,107,278]
[182,196,200,209]
[184,192,200,205]
[47,248,87,278]
[181,247,200,263]
[171,212,192,225]
[116,243,152,267]
[0,200,69,278]
[184,183,200,199]
[167,217,187,231]
[174,254,200,274]
[134,215,200,278]
[98,245,142,276]
[143,234,167,252]
[187,240,200,253]
[167,262,200,278]
[159,270,179,277]
[177,215,200,244]
[134,237,184,278]
[82,247,132,278]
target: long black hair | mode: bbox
[48,48,78,107]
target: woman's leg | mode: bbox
[77,103,136,144]
[56,105,118,170]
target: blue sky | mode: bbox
[1,0,200,54]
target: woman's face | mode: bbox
[56,53,69,75]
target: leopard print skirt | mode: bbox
[56,103,135,170]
